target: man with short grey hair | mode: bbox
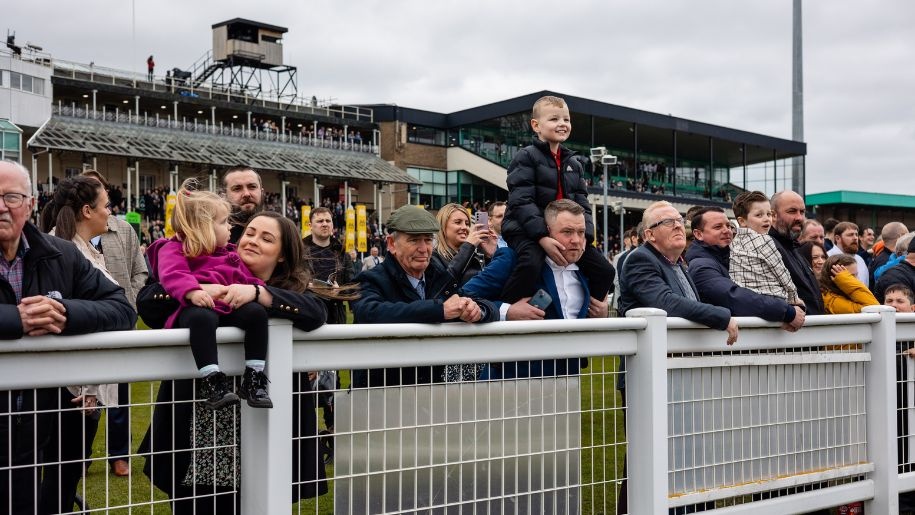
[351,206,496,387]
[0,160,135,513]
[618,200,738,344]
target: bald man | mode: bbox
[768,191,824,314]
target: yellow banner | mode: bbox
[345,207,356,252]
[164,192,177,238]
[356,205,367,253]
[301,206,311,238]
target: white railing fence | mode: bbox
[0,308,912,514]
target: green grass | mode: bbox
[78,321,626,513]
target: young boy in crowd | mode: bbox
[500,95,613,303]
[729,191,802,305]
[885,283,915,313]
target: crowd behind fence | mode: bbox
[2,309,914,514]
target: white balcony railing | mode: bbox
[0,307,912,514]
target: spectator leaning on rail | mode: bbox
[728,191,803,308]
[350,205,497,388]
[874,235,915,303]
[0,160,135,514]
[767,191,826,314]
[685,206,805,332]
[618,200,739,344]
[462,199,609,378]
[827,221,869,288]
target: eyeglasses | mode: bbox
[648,217,685,230]
[0,192,30,208]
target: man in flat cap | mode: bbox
[351,205,496,387]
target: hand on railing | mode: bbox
[726,317,738,345]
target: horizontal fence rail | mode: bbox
[0,309,909,514]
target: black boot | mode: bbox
[241,367,273,408]
[199,371,239,410]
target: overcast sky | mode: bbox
[5,1,914,195]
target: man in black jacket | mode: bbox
[0,160,135,514]
[768,191,825,314]
[302,206,353,324]
[351,205,496,387]
[685,206,805,331]
[874,237,915,303]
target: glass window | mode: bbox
[9,72,20,90]
[31,77,44,95]
[21,75,32,93]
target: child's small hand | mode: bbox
[186,289,215,308]
[830,264,847,277]
[538,236,568,266]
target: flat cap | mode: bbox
[386,205,439,234]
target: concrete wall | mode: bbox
[0,54,53,129]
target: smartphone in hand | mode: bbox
[528,289,552,310]
[475,211,489,227]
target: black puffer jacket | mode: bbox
[502,138,594,243]
[0,223,136,339]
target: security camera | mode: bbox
[601,154,618,166]
[589,147,607,158]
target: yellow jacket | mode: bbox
[822,270,879,314]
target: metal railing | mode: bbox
[51,103,380,156]
[0,308,910,514]
[51,57,374,122]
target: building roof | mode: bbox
[366,90,806,167]
[27,116,419,185]
[211,18,288,33]
[0,119,22,133]
[806,190,915,210]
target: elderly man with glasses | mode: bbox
[618,200,738,344]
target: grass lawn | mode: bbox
[77,315,627,512]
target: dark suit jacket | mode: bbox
[351,256,496,387]
[462,246,588,378]
[618,243,730,330]
[685,241,796,323]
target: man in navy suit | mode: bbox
[462,199,611,377]
[618,200,738,344]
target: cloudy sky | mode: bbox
[5,1,914,195]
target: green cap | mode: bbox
[386,205,439,234]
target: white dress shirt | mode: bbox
[546,257,585,320]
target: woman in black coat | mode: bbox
[138,212,330,513]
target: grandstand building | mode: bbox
[370,91,807,231]
[3,20,419,226]
[4,23,814,234]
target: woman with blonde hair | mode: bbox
[433,203,496,285]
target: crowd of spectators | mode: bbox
[7,155,915,512]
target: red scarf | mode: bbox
[552,149,564,199]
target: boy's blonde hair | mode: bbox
[532,95,567,118]
[172,178,231,258]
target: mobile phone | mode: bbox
[475,211,489,226]
[528,289,552,310]
[312,279,333,287]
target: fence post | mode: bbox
[863,305,899,513]
[625,308,669,515]
[241,318,293,514]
